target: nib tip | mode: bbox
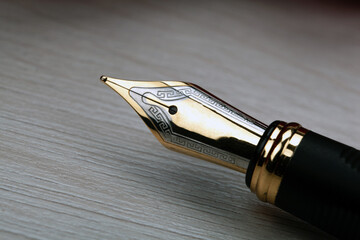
[100,75,108,82]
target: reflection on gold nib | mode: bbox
[101,75,267,173]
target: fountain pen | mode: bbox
[101,76,360,239]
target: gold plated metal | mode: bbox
[250,122,308,204]
[101,76,267,173]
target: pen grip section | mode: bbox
[275,131,360,239]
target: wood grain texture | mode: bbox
[1,0,359,239]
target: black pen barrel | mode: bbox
[247,121,360,239]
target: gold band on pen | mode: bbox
[250,122,308,204]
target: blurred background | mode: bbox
[1,0,359,239]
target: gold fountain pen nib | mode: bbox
[101,75,267,173]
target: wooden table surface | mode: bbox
[1,1,359,239]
